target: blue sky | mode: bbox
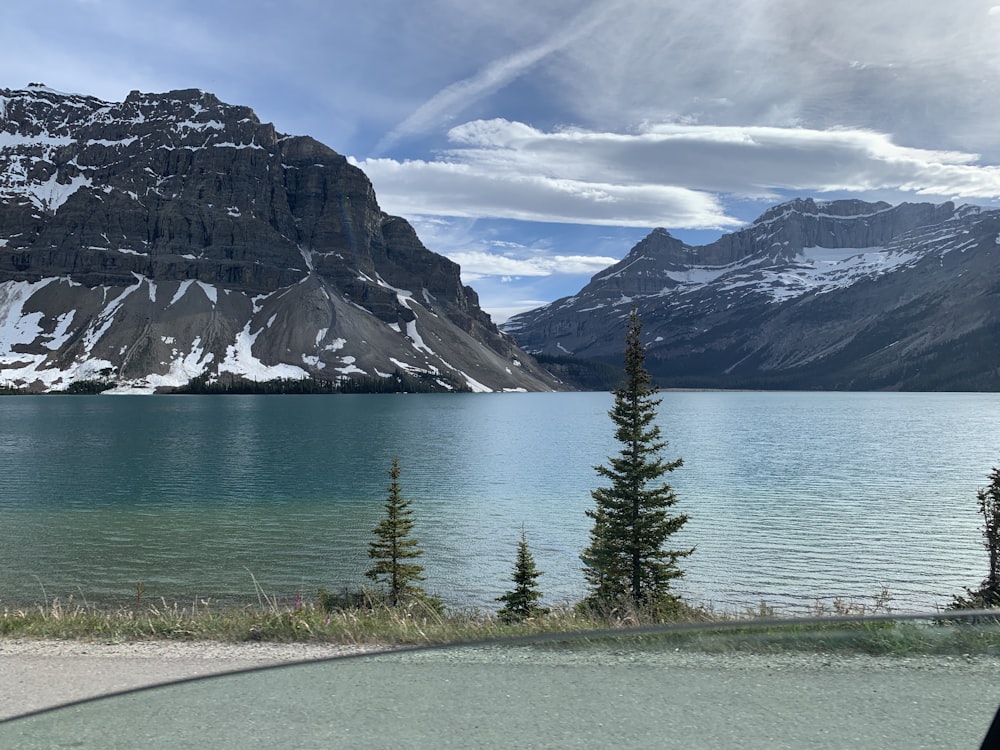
[4,0,1000,321]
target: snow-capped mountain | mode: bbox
[504,199,1000,390]
[0,84,559,393]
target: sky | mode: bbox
[4,0,1000,322]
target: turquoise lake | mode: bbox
[1,391,999,614]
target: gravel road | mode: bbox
[0,639,385,719]
[1,639,999,748]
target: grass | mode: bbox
[622,617,1000,657]
[0,594,621,645]
[3,584,1000,657]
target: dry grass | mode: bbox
[0,595,630,646]
[3,585,999,657]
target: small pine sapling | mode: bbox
[497,529,548,623]
[365,458,428,607]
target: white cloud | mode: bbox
[446,250,618,279]
[354,155,740,228]
[401,216,635,320]
[468,120,1000,197]
[356,119,1000,230]
[483,300,553,324]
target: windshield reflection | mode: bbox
[2,611,1000,749]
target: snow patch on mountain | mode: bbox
[196,281,218,305]
[170,279,196,306]
[655,245,921,303]
[0,280,51,354]
[220,322,310,382]
[82,278,141,350]
[752,246,919,302]
[144,337,215,391]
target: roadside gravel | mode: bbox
[2,639,1000,748]
[0,638,387,720]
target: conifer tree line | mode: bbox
[363,308,693,621]
[175,369,470,395]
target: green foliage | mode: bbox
[365,458,429,607]
[337,370,471,394]
[952,464,1000,609]
[7,592,1000,657]
[532,353,625,391]
[0,594,616,645]
[581,308,692,615]
[317,587,374,612]
[176,374,338,394]
[496,529,548,623]
[63,379,115,394]
[0,378,24,394]
[174,370,470,395]
[60,367,118,394]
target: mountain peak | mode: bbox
[504,198,1000,391]
[0,86,560,393]
[633,226,685,254]
[752,198,895,227]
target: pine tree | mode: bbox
[496,529,548,623]
[979,467,1000,600]
[581,308,692,615]
[953,464,1000,608]
[365,458,427,607]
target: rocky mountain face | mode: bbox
[0,84,559,392]
[504,199,1000,390]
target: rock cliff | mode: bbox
[0,85,560,392]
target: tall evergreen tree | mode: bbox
[953,464,1000,608]
[979,467,1000,600]
[581,308,692,614]
[496,529,548,623]
[365,458,427,607]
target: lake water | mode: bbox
[1,391,999,614]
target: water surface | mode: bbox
[1,391,998,613]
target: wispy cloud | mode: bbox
[544,1,1000,156]
[372,1,613,154]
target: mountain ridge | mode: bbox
[0,84,561,393]
[504,198,1000,391]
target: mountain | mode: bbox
[504,198,1000,390]
[0,84,560,393]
